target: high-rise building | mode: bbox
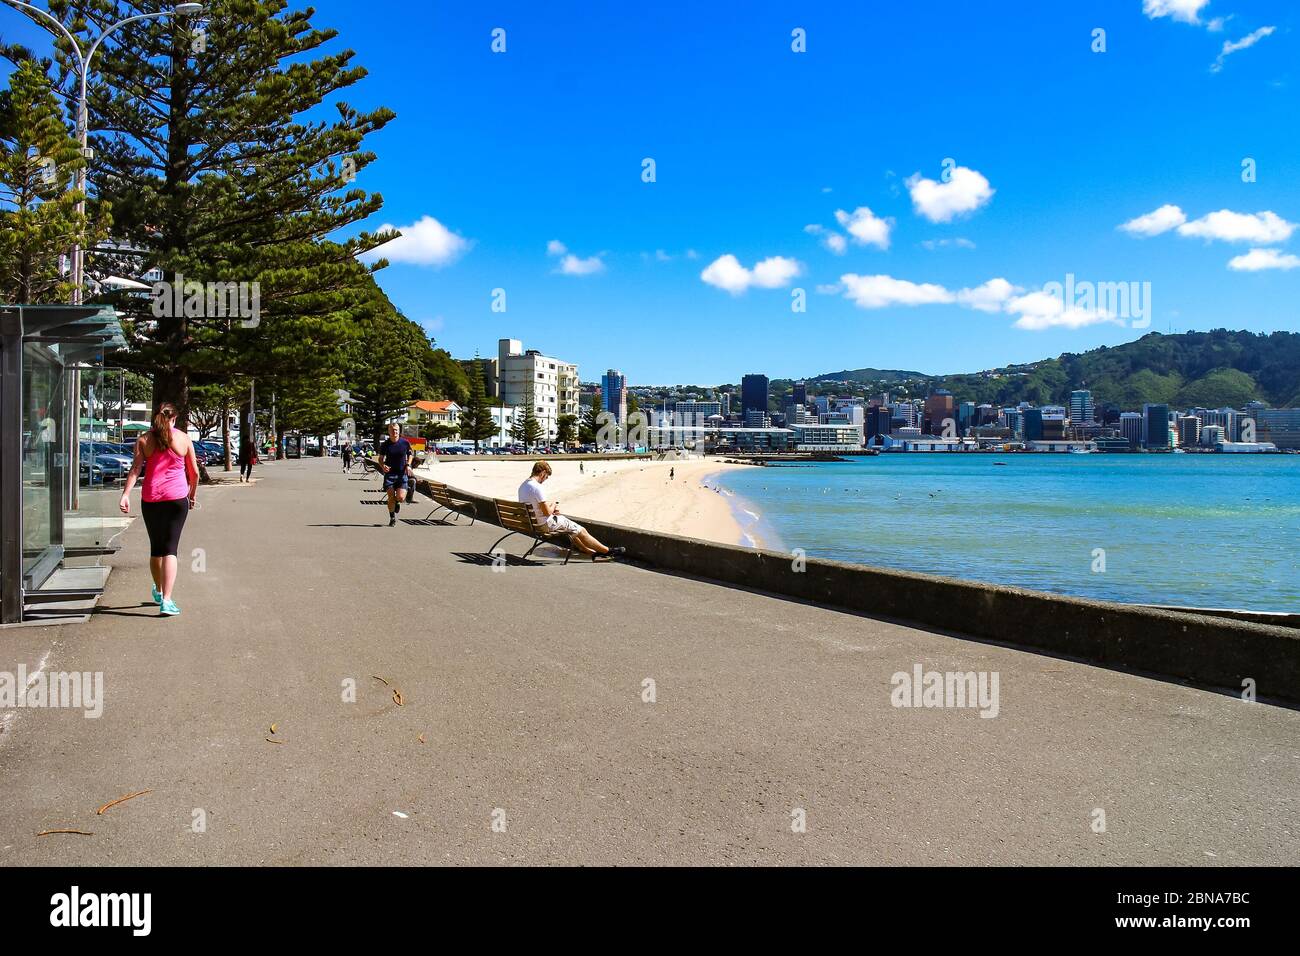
[923,389,955,436]
[792,381,807,405]
[741,374,769,416]
[1119,412,1144,449]
[496,338,579,442]
[1257,408,1300,450]
[866,405,892,440]
[601,369,627,424]
[1177,415,1201,448]
[1069,389,1095,425]
[1143,403,1171,449]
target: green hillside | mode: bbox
[807,331,1300,411]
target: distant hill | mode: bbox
[807,331,1300,410]
[809,367,929,384]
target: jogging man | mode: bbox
[378,423,412,527]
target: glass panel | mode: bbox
[67,363,118,565]
[21,342,66,581]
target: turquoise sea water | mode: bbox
[712,454,1300,612]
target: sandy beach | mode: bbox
[414,456,766,548]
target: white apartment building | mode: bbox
[497,339,579,441]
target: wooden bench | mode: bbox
[424,480,478,526]
[489,499,576,564]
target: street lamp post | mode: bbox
[1,2,204,304]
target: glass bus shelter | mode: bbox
[1,304,124,624]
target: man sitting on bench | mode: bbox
[518,460,624,561]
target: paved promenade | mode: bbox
[1,458,1296,865]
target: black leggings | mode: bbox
[141,497,190,557]
[240,459,253,480]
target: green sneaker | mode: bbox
[160,598,180,616]
[151,585,162,605]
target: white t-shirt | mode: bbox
[518,477,547,521]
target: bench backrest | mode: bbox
[495,499,541,535]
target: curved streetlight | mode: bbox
[1,2,205,303]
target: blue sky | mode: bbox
[6,0,1299,383]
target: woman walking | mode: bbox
[119,403,198,617]
[239,434,257,482]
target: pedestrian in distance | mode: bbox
[239,433,257,483]
[119,403,198,617]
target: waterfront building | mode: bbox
[601,369,627,425]
[1257,408,1300,450]
[740,374,769,417]
[1143,403,1171,449]
[876,433,972,452]
[1026,440,1098,452]
[1177,415,1201,448]
[743,409,772,428]
[923,389,955,435]
[1219,441,1278,453]
[792,422,862,451]
[1119,412,1144,449]
[866,405,892,440]
[1069,390,1095,426]
[496,338,579,442]
[1204,408,1239,441]
[1199,424,1225,447]
[712,426,793,453]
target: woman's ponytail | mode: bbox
[152,402,176,451]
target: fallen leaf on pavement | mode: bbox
[265,737,283,744]
[96,790,152,815]
[38,829,93,837]
[371,676,390,686]
[269,723,277,734]
[392,689,403,706]
[417,734,425,744]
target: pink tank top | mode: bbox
[142,439,189,502]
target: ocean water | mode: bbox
[712,454,1300,612]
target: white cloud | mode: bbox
[905,166,994,223]
[957,278,1020,313]
[804,223,849,255]
[363,215,470,266]
[834,206,893,249]
[839,274,955,309]
[700,254,803,295]
[1212,25,1275,72]
[1143,0,1212,26]
[556,254,605,276]
[548,239,604,275]
[1120,204,1187,237]
[1177,209,1295,243]
[1227,248,1300,271]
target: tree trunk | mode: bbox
[221,394,232,470]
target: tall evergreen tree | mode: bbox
[0,57,101,303]
[457,358,497,452]
[36,0,395,422]
[579,390,601,445]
